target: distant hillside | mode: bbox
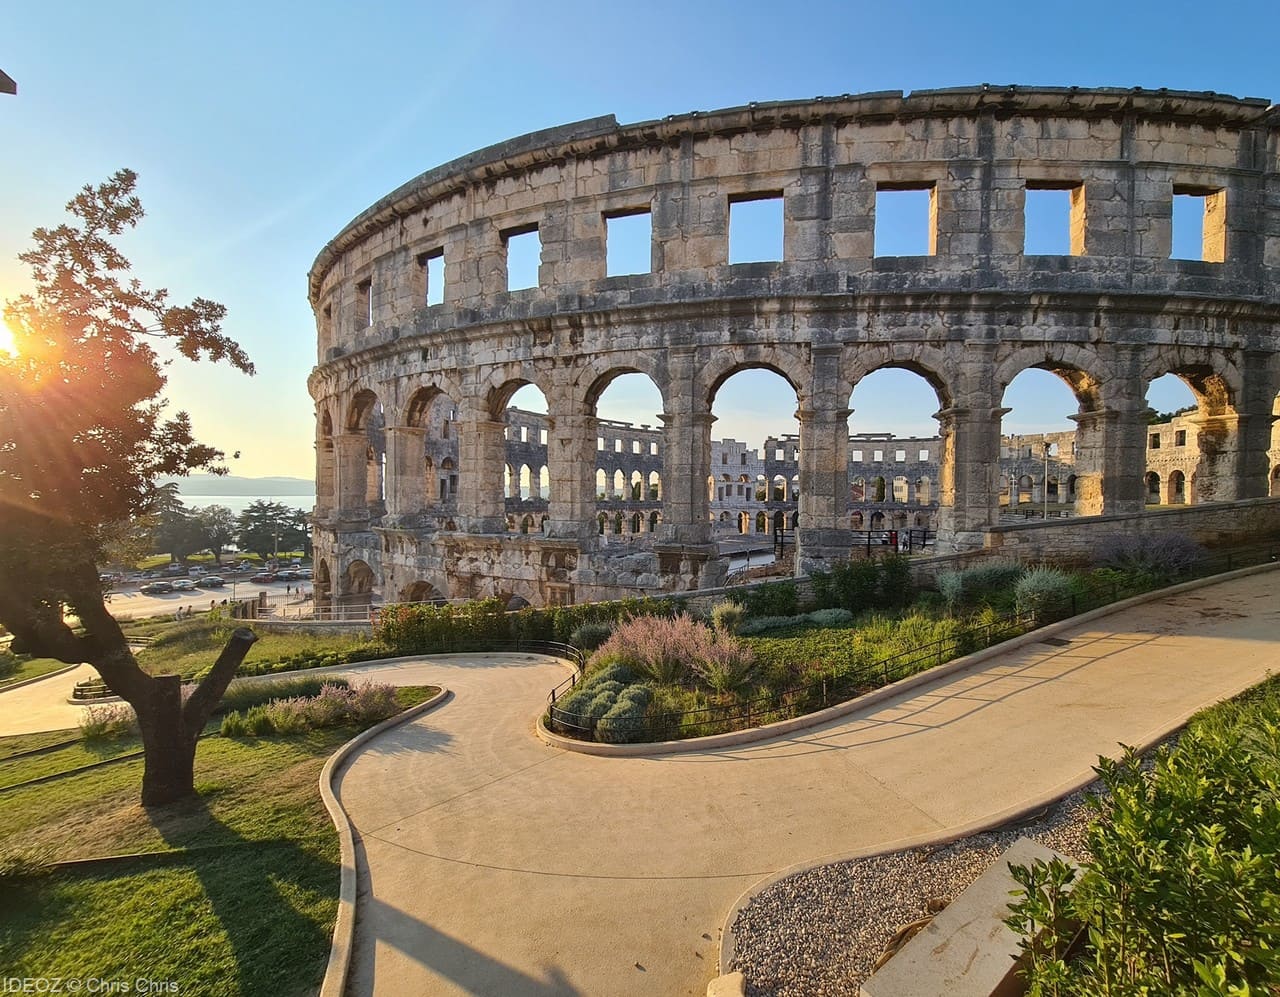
[162,475,316,496]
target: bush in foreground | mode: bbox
[220,681,400,737]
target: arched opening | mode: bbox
[631,512,642,533]
[755,511,768,533]
[1168,470,1187,504]
[342,390,385,521]
[1144,373,1204,504]
[649,510,660,532]
[400,580,446,605]
[648,471,661,501]
[630,470,643,501]
[316,407,336,515]
[848,366,947,527]
[1145,471,1162,503]
[493,380,550,528]
[314,558,333,615]
[999,367,1088,518]
[405,385,461,515]
[590,370,665,531]
[596,469,607,500]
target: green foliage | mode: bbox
[1008,676,1280,995]
[1014,566,1075,622]
[217,675,351,715]
[734,580,799,618]
[806,607,855,628]
[709,600,746,634]
[737,614,808,636]
[568,622,613,652]
[0,650,18,680]
[597,686,654,743]
[78,703,138,741]
[1095,532,1205,584]
[937,558,1024,610]
[810,555,913,613]
[236,500,310,561]
[219,711,247,737]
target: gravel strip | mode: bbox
[729,785,1102,997]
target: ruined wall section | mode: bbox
[308,87,1280,610]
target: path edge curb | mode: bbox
[711,569,1280,984]
[317,686,451,997]
[0,663,81,695]
[537,562,1280,759]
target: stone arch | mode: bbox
[756,511,768,533]
[844,348,956,412]
[342,559,375,595]
[345,388,381,432]
[1141,355,1243,419]
[477,369,555,421]
[1168,470,1187,504]
[648,471,661,500]
[314,558,333,614]
[994,346,1109,414]
[400,580,446,604]
[916,476,932,503]
[1145,471,1161,502]
[578,361,670,417]
[700,347,811,412]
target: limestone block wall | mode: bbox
[308,86,1280,610]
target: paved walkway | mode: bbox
[333,570,1280,997]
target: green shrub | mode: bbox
[709,600,746,634]
[937,558,1024,610]
[1095,531,1204,582]
[806,608,854,627]
[243,705,275,736]
[830,558,880,610]
[219,675,351,714]
[878,554,914,608]
[1008,677,1280,994]
[79,702,137,741]
[1014,566,1075,622]
[569,622,613,652]
[737,614,808,636]
[737,580,798,618]
[0,650,19,680]
[220,711,247,737]
[597,686,654,743]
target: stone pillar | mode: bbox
[333,433,369,524]
[546,413,599,541]
[1189,413,1249,503]
[658,349,713,546]
[796,389,853,572]
[315,439,336,517]
[1070,404,1147,516]
[935,404,1002,551]
[456,410,507,533]
[384,426,426,522]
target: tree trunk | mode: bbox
[137,675,198,806]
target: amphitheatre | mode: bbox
[307,84,1280,614]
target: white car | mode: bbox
[171,579,197,592]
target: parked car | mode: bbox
[162,564,187,577]
[248,572,277,584]
[276,569,301,581]
[139,581,174,595]
[195,575,225,588]
[171,579,197,592]
[296,568,313,580]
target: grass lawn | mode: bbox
[0,656,71,689]
[0,684,439,996]
[136,620,384,680]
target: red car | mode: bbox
[248,572,277,584]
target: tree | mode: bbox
[0,170,257,805]
[237,500,306,560]
[193,504,237,564]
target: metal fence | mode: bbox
[545,540,1280,744]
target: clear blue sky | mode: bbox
[2,1,1273,478]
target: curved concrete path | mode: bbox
[333,569,1280,997]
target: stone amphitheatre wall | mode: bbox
[307,86,1280,612]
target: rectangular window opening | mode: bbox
[728,192,784,264]
[918,449,929,461]
[894,449,906,462]
[1175,430,1187,447]
[503,225,541,291]
[419,249,445,306]
[873,449,884,461]
[874,184,936,257]
[540,428,548,445]
[1149,433,1161,449]
[1172,186,1226,262]
[650,442,658,456]
[355,279,372,329]
[605,209,652,276]
[852,449,863,462]
[1024,183,1083,256]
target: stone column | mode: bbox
[333,433,369,524]
[315,439,336,518]
[935,404,1002,550]
[657,348,713,546]
[383,426,426,522]
[546,413,599,541]
[1070,403,1147,516]
[796,391,853,573]
[456,409,507,533]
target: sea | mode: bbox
[180,494,317,516]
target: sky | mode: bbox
[2,0,1273,480]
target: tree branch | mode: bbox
[182,628,258,730]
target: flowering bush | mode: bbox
[589,614,755,692]
[79,702,137,741]
[220,680,401,737]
